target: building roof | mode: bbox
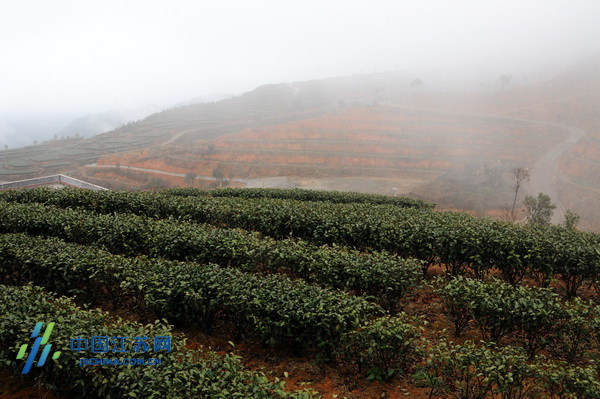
[0,174,108,191]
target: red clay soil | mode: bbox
[0,368,64,399]
[177,284,449,399]
[96,105,556,185]
[4,265,598,398]
[87,70,600,230]
[182,331,432,399]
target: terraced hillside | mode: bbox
[0,72,408,187]
[92,103,565,215]
[2,187,600,398]
[84,65,600,226]
[0,131,166,180]
[401,61,600,228]
[3,66,600,228]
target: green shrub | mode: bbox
[164,187,435,208]
[0,284,317,398]
[2,187,599,292]
[532,358,600,399]
[415,341,534,399]
[0,200,422,308]
[437,276,571,357]
[337,314,424,381]
[0,233,380,354]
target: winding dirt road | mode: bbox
[89,101,587,224]
[86,164,223,181]
[383,101,587,223]
[85,163,273,186]
[528,126,585,223]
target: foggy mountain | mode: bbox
[175,93,235,107]
[57,105,160,139]
[1,59,599,229]
[0,114,73,148]
[0,105,160,150]
[3,2,600,396]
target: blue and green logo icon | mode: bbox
[17,322,61,374]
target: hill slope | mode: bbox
[2,66,600,229]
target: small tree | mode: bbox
[212,166,224,187]
[510,167,529,221]
[144,177,169,190]
[499,74,512,89]
[184,172,197,187]
[212,166,223,180]
[524,192,556,225]
[563,210,581,230]
[411,78,425,90]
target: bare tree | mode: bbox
[510,167,529,221]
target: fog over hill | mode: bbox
[3,2,600,396]
[57,105,161,139]
[0,59,600,229]
[1,0,600,228]
[0,105,160,149]
[0,114,72,148]
[2,1,599,119]
[175,93,235,107]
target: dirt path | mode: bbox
[158,105,337,146]
[86,163,230,182]
[528,126,585,223]
[384,101,587,223]
[92,100,587,224]
[85,163,292,187]
[160,127,202,146]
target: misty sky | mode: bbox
[2,0,600,117]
